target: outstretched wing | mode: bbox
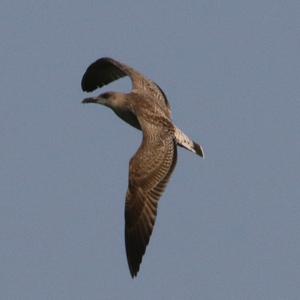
[125,129,177,277]
[81,57,171,114]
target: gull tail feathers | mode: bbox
[174,127,204,157]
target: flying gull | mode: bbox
[81,57,204,277]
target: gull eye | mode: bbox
[101,92,110,99]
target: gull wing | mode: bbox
[125,127,177,277]
[81,57,171,114]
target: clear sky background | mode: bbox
[1,1,299,299]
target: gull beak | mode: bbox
[81,96,106,105]
[82,97,97,104]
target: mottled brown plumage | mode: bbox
[81,57,204,277]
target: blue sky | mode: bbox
[1,1,299,299]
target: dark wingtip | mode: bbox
[126,250,141,279]
[81,58,107,92]
[130,268,138,279]
[81,57,124,92]
[127,259,140,278]
[193,142,204,158]
[81,70,95,92]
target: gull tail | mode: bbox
[174,127,204,157]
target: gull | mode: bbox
[81,57,204,277]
